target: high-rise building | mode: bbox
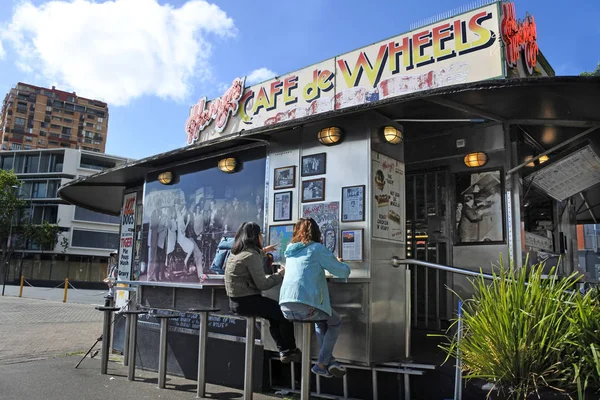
[0,82,109,153]
[0,148,133,285]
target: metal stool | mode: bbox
[120,309,148,381]
[94,306,120,375]
[151,311,180,389]
[287,319,327,400]
[230,315,256,400]
[186,308,221,398]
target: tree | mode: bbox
[0,170,26,283]
[581,63,600,76]
[27,221,69,254]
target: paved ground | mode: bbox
[0,295,288,400]
[2,283,109,305]
[0,356,285,400]
[0,295,104,364]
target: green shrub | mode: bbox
[440,262,583,399]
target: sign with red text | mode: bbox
[118,192,137,281]
[501,2,538,74]
[186,3,503,143]
[185,77,245,145]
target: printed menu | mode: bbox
[372,152,405,243]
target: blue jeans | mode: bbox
[280,303,342,366]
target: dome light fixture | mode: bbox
[218,157,237,173]
[158,171,174,185]
[317,127,343,146]
[464,152,488,168]
[382,126,403,144]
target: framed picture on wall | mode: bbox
[273,166,296,190]
[273,191,293,222]
[301,153,326,177]
[341,229,363,262]
[268,224,294,264]
[301,178,325,203]
[341,185,365,222]
[454,168,505,245]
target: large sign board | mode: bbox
[116,192,137,308]
[372,152,405,243]
[185,3,503,143]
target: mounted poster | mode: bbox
[372,152,405,243]
[302,201,340,256]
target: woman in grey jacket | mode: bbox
[225,222,300,363]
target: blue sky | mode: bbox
[0,0,597,160]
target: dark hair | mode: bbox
[291,218,321,245]
[230,222,262,255]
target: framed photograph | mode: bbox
[301,178,325,203]
[341,229,363,262]
[273,166,296,190]
[301,153,326,177]
[268,224,294,264]
[454,168,505,246]
[341,185,365,222]
[273,191,293,222]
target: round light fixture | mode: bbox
[383,126,403,144]
[525,154,550,167]
[218,157,237,173]
[538,155,549,164]
[464,152,488,168]
[158,171,173,185]
[317,127,343,146]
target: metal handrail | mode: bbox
[392,257,495,280]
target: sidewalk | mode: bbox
[0,355,288,400]
[2,283,108,305]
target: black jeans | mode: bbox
[229,295,296,353]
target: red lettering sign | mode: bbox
[185,77,246,145]
[501,2,538,74]
[123,197,135,216]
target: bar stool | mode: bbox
[119,309,148,381]
[287,319,327,400]
[150,311,180,389]
[229,315,257,400]
[94,306,120,375]
[186,307,221,398]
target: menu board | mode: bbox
[526,145,600,201]
[138,312,255,338]
[302,202,340,256]
[372,152,405,243]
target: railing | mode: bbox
[391,257,495,361]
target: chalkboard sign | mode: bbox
[138,311,261,339]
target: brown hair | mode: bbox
[291,218,321,245]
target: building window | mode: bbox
[40,131,47,137]
[38,139,45,145]
[87,115,95,120]
[82,146,93,151]
[50,124,60,129]
[98,117,104,123]
[49,141,59,146]
[63,118,73,124]
[71,229,119,249]
[1,155,14,170]
[25,136,32,142]
[31,205,58,224]
[96,125,102,130]
[52,116,62,121]
[11,144,22,150]
[74,206,120,224]
[23,145,32,150]
[62,127,72,135]
[31,181,47,198]
[46,106,52,112]
[15,117,25,126]
[24,154,40,173]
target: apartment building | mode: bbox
[0,148,133,286]
[0,82,108,153]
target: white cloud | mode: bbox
[246,67,277,85]
[0,0,236,106]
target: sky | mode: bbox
[0,0,598,160]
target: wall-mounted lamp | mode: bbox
[158,171,174,185]
[463,152,488,168]
[382,126,403,144]
[317,127,343,146]
[218,157,237,173]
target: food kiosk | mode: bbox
[59,2,600,398]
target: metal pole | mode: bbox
[123,314,131,367]
[300,323,311,400]
[454,300,464,400]
[243,316,255,400]
[405,266,412,360]
[127,314,138,381]
[196,311,208,398]
[62,278,68,303]
[372,369,378,400]
[158,318,169,389]
[100,310,113,375]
